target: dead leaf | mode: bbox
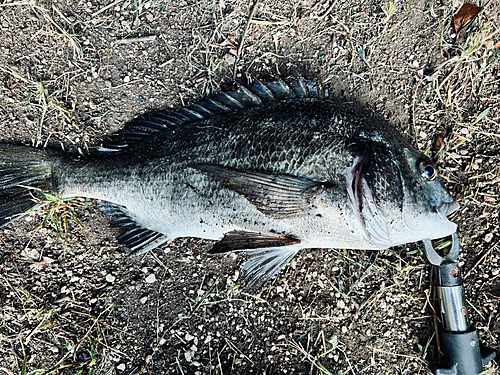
[432,134,445,151]
[496,41,500,49]
[484,39,495,49]
[484,196,496,202]
[29,256,55,271]
[454,3,483,37]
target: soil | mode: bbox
[1,1,499,374]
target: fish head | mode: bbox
[346,135,459,248]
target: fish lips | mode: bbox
[436,200,460,220]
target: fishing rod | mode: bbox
[422,233,496,374]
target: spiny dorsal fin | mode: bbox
[98,202,170,254]
[192,164,331,219]
[97,77,327,153]
[210,230,301,254]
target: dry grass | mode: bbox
[0,0,499,374]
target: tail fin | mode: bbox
[0,145,53,228]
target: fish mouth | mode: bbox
[435,200,460,220]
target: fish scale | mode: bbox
[0,77,459,285]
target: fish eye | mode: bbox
[419,160,437,181]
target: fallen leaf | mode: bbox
[432,134,445,151]
[484,39,495,49]
[484,196,497,202]
[497,41,500,49]
[454,3,483,37]
[29,256,55,271]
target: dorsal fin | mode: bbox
[97,77,327,153]
[98,202,170,254]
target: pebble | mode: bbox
[117,363,126,371]
[25,248,40,259]
[106,274,116,283]
[123,76,130,83]
[485,233,493,243]
[140,296,148,304]
[185,332,194,341]
[224,53,236,65]
[145,274,156,283]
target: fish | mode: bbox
[0,76,459,285]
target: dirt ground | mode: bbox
[1,0,499,374]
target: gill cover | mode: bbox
[346,139,403,247]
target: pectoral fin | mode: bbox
[191,164,331,218]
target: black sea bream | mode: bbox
[0,77,458,284]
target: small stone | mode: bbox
[106,274,116,283]
[140,296,148,304]
[224,53,236,65]
[341,326,348,334]
[145,274,156,283]
[25,248,40,259]
[117,363,126,371]
[485,233,494,243]
[185,332,194,341]
[123,76,130,83]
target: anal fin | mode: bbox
[210,230,301,287]
[98,202,170,255]
[242,247,301,287]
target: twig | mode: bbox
[119,35,157,44]
[0,368,14,375]
[463,241,498,280]
[224,338,254,364]
[233,0,259,79]
[317,1,336,20]
[369,346,427,363]
[92,0,123,17]
[237,0,260,60]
